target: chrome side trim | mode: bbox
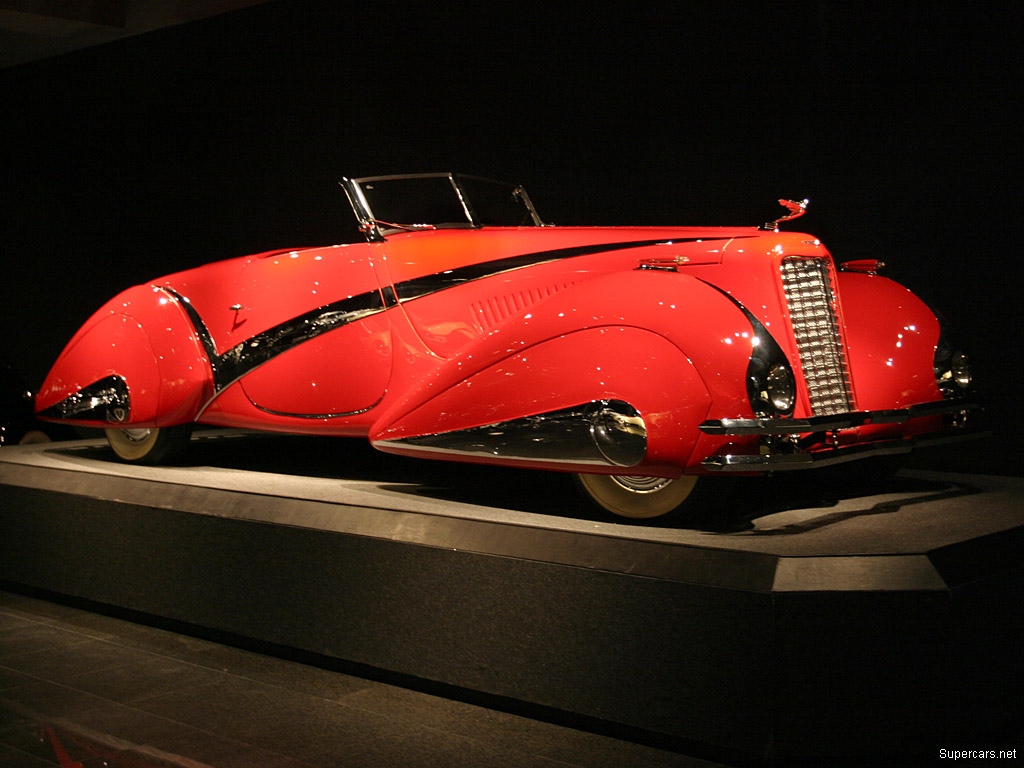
[214,293,386,393]
[169,240,731,397]
[162,287,389,396]
[374,400,646,467]
[251,395,383,420]
[702,427,987,471]
[392,239,698,302]
[160,288,218,367]
[38,375,130,422]
[699,400,981,436]
[165,238,746,410]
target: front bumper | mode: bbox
[699,399,984,471]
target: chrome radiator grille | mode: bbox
[780,257,854,415]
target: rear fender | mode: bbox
[36,285,213,428]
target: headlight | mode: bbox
[934,329,972,398]
[746,323,797,417]
[952,352,971,390]
[708,285,799,418]
[937,350,971,395]
[765,363,796,413]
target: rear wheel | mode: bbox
[574,473,703,520]
[105,424,193,464]
[17,430,51,445]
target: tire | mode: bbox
[17,429,51,445]
[104,424,193,464]
[574,473,704,520]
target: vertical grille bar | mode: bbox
[780,257,854,415]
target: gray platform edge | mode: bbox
[1,458,1020,761]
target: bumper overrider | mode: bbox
[699,399,985,471]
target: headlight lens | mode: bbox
[933,315,972,399]
[745,320,797,417]
[935,342,971,398]
[950,351,971,390]
[765,363,796,413]
[727,293,797,418]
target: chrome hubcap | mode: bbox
[120,428,153,443]
[610,475,674,494]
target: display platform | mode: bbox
[1,431,1021,762]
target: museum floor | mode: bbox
[0,589,724,768]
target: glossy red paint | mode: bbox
[36,175,978,505]
[837,271,942,410]
[36,284,211,427]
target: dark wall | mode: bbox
[2,1,1019,464]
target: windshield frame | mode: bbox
[340,172,544,243]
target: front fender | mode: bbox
[36,285,213,428]
[369,270,764,474]
[374,269,758,427]
[837,272,943,410]
[371,326,712,475]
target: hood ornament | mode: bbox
[761,198,809,231]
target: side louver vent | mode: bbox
[471,282,574,330]
[780,257,854,416]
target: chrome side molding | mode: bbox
[37,375,130,423]
[374,399,646,467]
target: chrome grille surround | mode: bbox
[780,257,854,416]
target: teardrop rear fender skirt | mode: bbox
[35,285,214,427]
[34,312,162,426]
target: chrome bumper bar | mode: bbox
[698,399,979,436]
[702,428,986,471]
[700,399,985,471]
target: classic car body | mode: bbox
[36,173,979,517]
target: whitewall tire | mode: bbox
[574,473,703,520]
[104,424,193,464]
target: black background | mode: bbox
[1,1,1020,469]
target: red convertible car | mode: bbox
[36,173,978,518]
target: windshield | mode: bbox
[342,173,543,241]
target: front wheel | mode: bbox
[104,424,193,464]
[574,473,705,520]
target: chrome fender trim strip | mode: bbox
[37,375,130,423]
[373,399,647,468]
[161,287,388,396]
